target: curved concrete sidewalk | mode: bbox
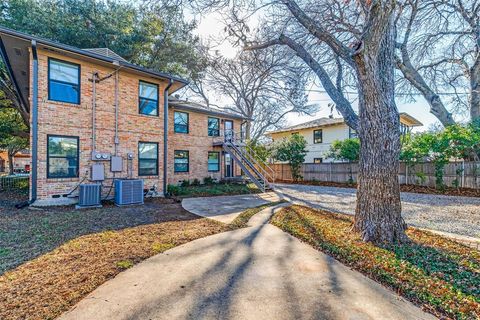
[181,192,283,223]
[60,205,435,320]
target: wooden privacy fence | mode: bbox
[269,161,480,189]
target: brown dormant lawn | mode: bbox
[0,198,227,320]
[270,205,480,320]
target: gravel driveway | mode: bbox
[273,183,480,239]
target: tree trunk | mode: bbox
[353,11,407,244]
[8,152,14,175]
[470,56,480,122]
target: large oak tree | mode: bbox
[234,0,407,243]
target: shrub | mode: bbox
[273,133,307,182]
[167,184,180,195]
[192,178,201,186]
[203,176,216,185]
[180,179,190,187]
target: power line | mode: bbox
[304,88,469,96]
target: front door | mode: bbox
[225,153,234,178]
[224,120,233,142]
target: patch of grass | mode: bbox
[151,242,176,254]
[0,197,196,274]
[271,205,480,320]
[168,183,260,198]
[116,260,134,269]
[0,209,227,320]
[228,201,287,230]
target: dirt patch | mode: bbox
[0,202,227,320]
[276,180,480,198]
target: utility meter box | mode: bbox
[111,156,123,172]
[91,163,105,181]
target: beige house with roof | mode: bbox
[266,113,422,164]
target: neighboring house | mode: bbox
[0,27,257,205]
[0,150,30,174]
[266,113,422,163]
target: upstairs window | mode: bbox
[138,142,158,176]
[174,150,189,172]
[139,81,159,116]
[48,58,80,104]
[349,127,358,139]
[208,152,220,172]
[47,135,79,178]
[313,129,323,144]
[208,117,220,136]
[174,111,189,133]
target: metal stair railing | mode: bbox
[222,142,267,192]
[226,141,271,190]
[242,144,275,183]
[217,129,275,191]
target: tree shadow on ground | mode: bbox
[129,215,340,320]
[0,196,200,274]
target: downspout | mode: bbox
[114,68,119,156]
[91,72,98,153]
[30,40,38,203]
[163,79,174,196]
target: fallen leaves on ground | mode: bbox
[270,205,480,320]
[0,215,227,320]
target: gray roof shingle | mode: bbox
[266,117,346,134]
[83,48,128,62]
[168,98,249,120]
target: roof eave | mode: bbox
[0,26,189,91]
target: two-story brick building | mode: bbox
[0,27,249,205]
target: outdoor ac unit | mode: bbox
[76,184,102,208]
[114,179,144,206]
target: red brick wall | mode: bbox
[29,49,244,201]
[168,109,242,185]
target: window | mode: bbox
[314,158,323,164]
[208,117,220,136]
[47,135,79,178]
[174,150,189,172]
[174,111,189,133]
[138,142,158,176]
[48,58,80,104]
[313,129,323,144]
[208,152,220,172]
[349,127,358,139]
[139,81,159,116]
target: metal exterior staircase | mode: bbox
[215,130,275,192]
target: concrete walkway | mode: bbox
[60,205,435,320]
[182,192,282,223]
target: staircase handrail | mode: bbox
[244,144,275,183]
[226,142,271,190]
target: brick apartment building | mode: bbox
[0,27,249,205]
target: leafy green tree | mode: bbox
[328,138,360,162]
[400,123,480,189]
[0,108,29,174]
[273,134,307,182]
[0,0,205,128]
[327,138,360,184]
[247,140,271,164]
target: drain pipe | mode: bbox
[163,79,174,196]
[30,40,39,204]
[91,72,98,153]
[114,69,119,156]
